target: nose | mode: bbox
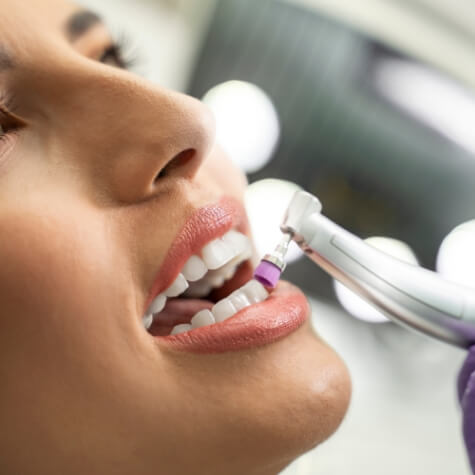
[54,69,216,204]
[112,88,216,203]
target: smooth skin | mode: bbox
[0,1,351,474]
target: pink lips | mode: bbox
[158,281,309,354]
[144,197,248,313]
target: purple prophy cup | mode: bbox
[253,260,282,288]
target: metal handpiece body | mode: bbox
[281,191,475,348]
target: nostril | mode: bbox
[154,149,196,183]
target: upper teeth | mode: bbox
[182,255,207,282]
[142,230,253,330]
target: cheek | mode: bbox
[0,202,137,367]
[0,208,110,321]
[0,203,151,457]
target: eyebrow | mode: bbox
[65,9,103,42]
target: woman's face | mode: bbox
[0,1,350,474]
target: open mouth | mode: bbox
[139,199,308,353]
[142,229,268,337]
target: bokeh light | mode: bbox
[436,220,475,289]
[244,179,303,264]
[334,237,419,323]
[202,80,280,173]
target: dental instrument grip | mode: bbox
[282,191,475,348]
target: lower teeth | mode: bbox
[166,279,268,335]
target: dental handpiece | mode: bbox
[254,190,475,349]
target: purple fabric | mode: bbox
[253,261,281,288]
[458,346,475,474]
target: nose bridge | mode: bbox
[74,68,215,155]
[50,62,216,203]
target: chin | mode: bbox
[223,322,352,472]
[148,319,351,475]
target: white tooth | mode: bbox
[170,323,192,335]
[215,259,238,279]
[229,292,251,311]
[201,260,236,288]
[164,274,189,297]
[142,314,153,330]
[210,279,269,323]
[146,294,167,315]
[184,281,213,298]
[211,293,249,323]
[182,255,207,282]
[223,265,237,280]
[212,298,237,322]
[241,279,268,304]
[222,230,250,254]
[191,309,216,328]
[201,237,236,270]
[208,273,225,288]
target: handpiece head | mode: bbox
[254,190,322,288]
[280,190,322,239]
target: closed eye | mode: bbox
[99,34,138,70]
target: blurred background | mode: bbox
[80,0,475,473]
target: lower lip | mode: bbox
[156,281,309,354]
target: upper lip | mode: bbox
[143,197,249,313]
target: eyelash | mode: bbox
[99,33,139,70]
[0,94,21,141]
